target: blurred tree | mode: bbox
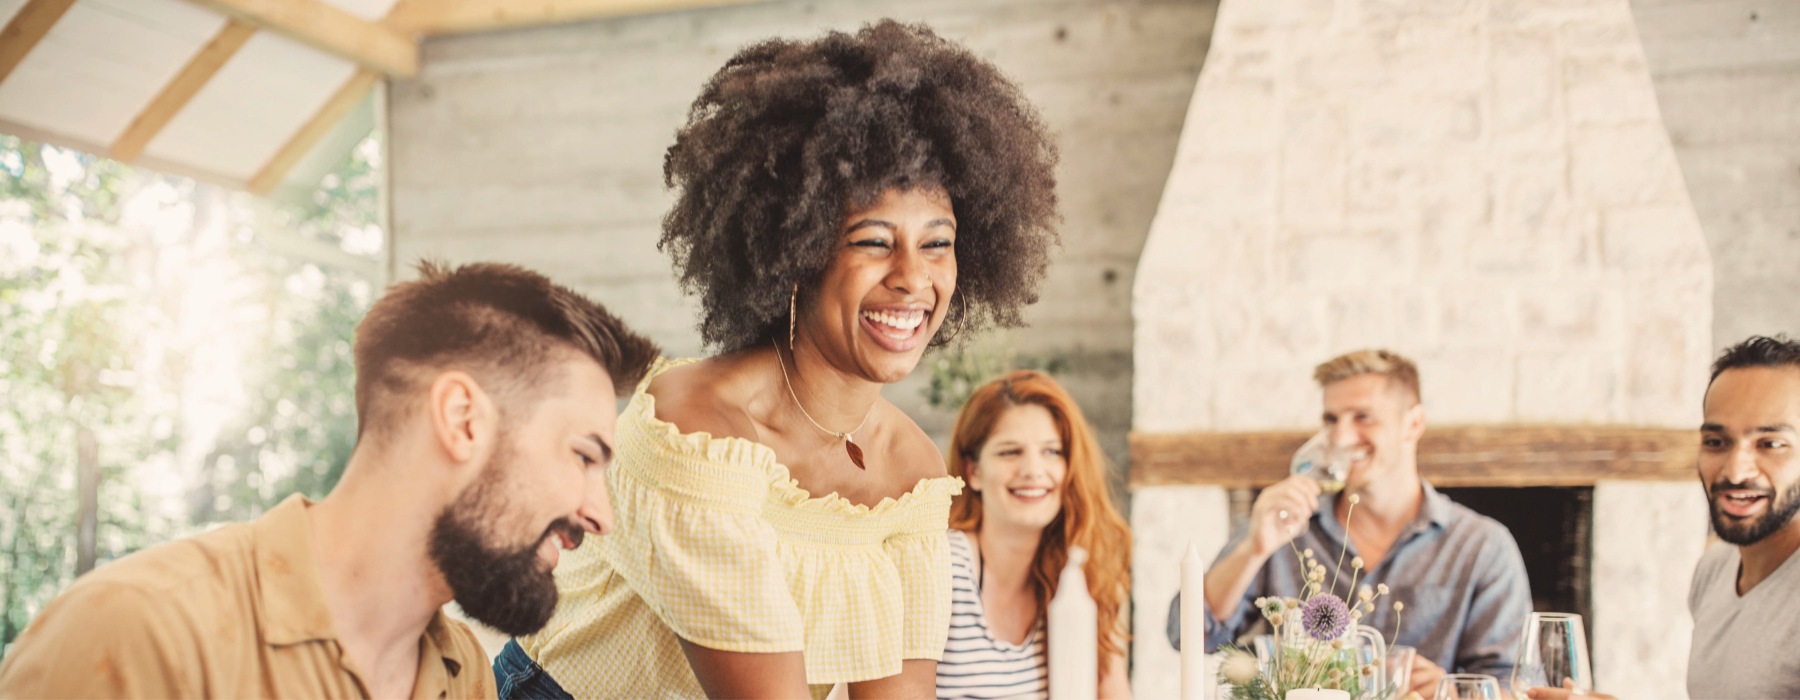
[0,135,164,645]
[0,132,379,655]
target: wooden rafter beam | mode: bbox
[0,0,77,87]
[385,0,758,36]
[247,67,380,194]
[1129,425,1699,489]
[111,20,258,163]
[180,0,417,77]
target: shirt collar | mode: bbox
[1314,478,1450,543]
[412,615,466,699]
[251,494,338,646]
[1417,480,1452,530]
[251,494,469,689]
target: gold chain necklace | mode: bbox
[773,337,871,469]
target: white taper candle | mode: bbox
[1048,546,1097,699]
[1181,541,1207,700]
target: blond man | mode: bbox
[1168,349,1531,695]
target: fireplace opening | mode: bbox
[1439,487,1593,633]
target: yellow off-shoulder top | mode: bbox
[519,358,963,697]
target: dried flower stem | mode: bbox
[1332,496,1357,597]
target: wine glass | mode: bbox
[1249,634,1279,677]
[1290,430,1360,493]
[1434,674,1502,700]
[1510,612,1593,695]
[1385,645,1416,696]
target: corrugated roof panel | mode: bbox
[0,0,223,147]
[144,31,355,181]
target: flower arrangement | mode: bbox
[1219,494,1411,700]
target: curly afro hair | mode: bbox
[659,19,1060,353]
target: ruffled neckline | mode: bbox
[631,357,963,518]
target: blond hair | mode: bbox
[1313,349,1420,405]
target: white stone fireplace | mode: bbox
[1128,0,1713,697]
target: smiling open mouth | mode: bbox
[1008,487,1053,501]
[862,308,926,336]
[1716,489,1771,517]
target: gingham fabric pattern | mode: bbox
[520,358,962,697]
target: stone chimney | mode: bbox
[1129,1,1711,697]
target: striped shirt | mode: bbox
[935,529,1048,700]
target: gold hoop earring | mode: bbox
[788,282,799,349]
[937,292,971,345]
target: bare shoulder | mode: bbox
[880,403,950,484]
[645,356,761,443]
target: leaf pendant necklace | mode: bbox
[774,338,872,470]
[844,437,866,470]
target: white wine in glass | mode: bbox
[1510,612,1593,696]
[1290,430,1359,494]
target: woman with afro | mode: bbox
[495,19,1061,699]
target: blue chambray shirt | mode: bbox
[1166,481,1532,678]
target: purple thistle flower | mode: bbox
[1301,594,1350,641]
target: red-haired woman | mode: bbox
[936,370,1133,699]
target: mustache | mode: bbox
[1709,479,1775,497]
[539,517,587,551]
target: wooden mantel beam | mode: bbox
[384,0,759,36]
[1130,425,1699,490]
[179,0,418,77]
[0,0,78,87]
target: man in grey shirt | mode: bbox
[1167,349,1531,695]
[1685,336,1800,698]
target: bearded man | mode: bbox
[1530,335,1800,700]
[1684,335,1800,697]
[0,262,657,699]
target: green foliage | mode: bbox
[921,335,1068,411]
[0,133,379,656]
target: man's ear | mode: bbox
[429,371,496,465]
[1403,402,1427,443]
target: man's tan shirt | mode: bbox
[0,495,494,699]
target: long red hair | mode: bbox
[946,370,1132,679]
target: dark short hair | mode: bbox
[1710,335,1800,384]
[660,19,1061,352]
[352,261,659,438]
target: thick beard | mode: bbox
[1709,478,1800,546]
[428,448,581,636]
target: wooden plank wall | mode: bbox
[387,0,1221,466]
[1631,0,1800,349]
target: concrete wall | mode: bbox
[1630,0,1800,349]
[386,0,1220,469]
[1130,0,1713,696]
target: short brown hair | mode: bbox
[352,261,659,438]
[1313,349,1421,405]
